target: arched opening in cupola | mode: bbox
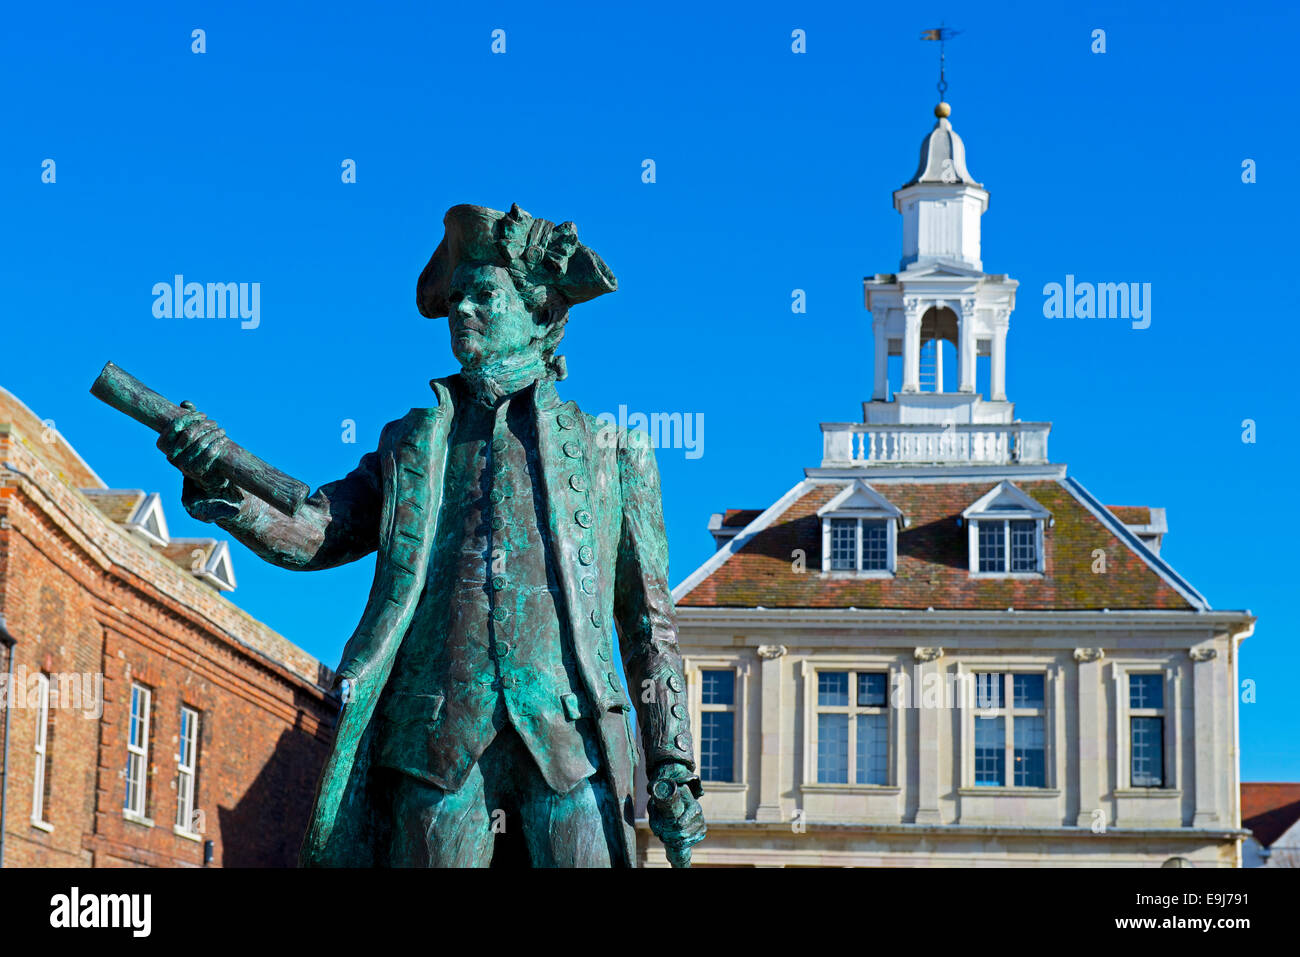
[919,306,959,392]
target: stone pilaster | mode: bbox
[1190,646,1220,826]
[913,646,944,824]
[754,644,788,823]
[1073,648,1105,827]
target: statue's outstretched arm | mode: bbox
[159,402,382,571]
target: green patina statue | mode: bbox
[150,203,706,867]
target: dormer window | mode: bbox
[818,481,903,576]
[165,538,238,592]
[963,481,1050,577]
[82,489,171,546]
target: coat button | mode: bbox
[671,704,686,720]
[569,474,587,493]
[496,641,511,657]
[581,575,596,594]
[590,610,602,628]
[489,488,504,504]
[492,437,507,452]
[597,646,609,661]
[492,607,508,622]
[557,413,574,430]
[667,674,683,693]
[563,441,581,458]
[578,545,594,565]
[492,576,506,590]
[491,516,505,530]
[607,672,621,692]
[501,676,515,690]
[674,733,690,752]
[575,509,592,528]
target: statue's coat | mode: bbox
[211,376,692,866]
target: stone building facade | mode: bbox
[637,102,1255,867]
[0,385,337,867]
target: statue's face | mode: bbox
[447,263,542,369]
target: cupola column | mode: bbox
[872,316,890,400]
[991,311,1009,401]
[957,298,976,394]
[902,300,922,393]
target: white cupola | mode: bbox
[893,102,988,271]
[815,100,1049,473]
[860,101,1020,422]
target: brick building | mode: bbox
[0,384,338,867]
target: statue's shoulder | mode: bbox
[575,405,603,431]
[374,380,457,452]
[427,375,459,416]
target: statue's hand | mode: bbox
[180,475,244,523]
[647,761,707,854]
[157,400,230,487]
[160,401,245,522]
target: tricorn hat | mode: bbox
[417,203,617,319]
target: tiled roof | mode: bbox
[678,480,1194,610]
[159,539,216,570]
[1108,506,1151,525]
[0,385,320,684]
[1242,783,1300,847]
[0,386,104,489]
[722,508,763,528]
[81,488,146,524]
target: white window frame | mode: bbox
[175,706,201,834]
[966,671,1050,789]
[956,663,1062,793]
[1110,662,1180,793]
[806,666,894,788]
[683,658,749,790]
[1125,670,1167,789]
[696,669,739,784]
[963,481,1049,578]
[817,480,903,577]
[31,672,53,830]
[125,491,170,546]
[124,682,152,822]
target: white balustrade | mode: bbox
[822,423,1050,466]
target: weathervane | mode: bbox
[921,25,962,104]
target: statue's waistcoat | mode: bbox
[377,385,602,796]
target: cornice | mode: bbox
[674,606,1255,634]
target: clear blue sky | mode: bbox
[3,1,1296,780]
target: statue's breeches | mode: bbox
[387,724,627,867]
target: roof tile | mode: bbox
[679,480,1192,610]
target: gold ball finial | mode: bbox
[935,102,951,118]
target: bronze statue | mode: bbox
[94,203,706,867]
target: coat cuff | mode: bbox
[640,663,696,771]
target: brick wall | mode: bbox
[0,425,339,868]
